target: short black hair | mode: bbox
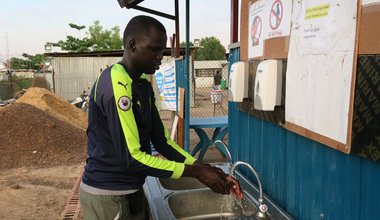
[123,15,166,43]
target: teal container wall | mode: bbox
[227,47,380,220]
[175,59,186,106]
[175,59,190,151]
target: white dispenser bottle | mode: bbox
[228,61,248,102]
[254,60,282,111]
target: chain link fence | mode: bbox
[0,71,53,101]
[189,59,229,161]
[0,72,33,101]
[190,60,229,117]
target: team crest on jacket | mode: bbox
[118,96,131,111]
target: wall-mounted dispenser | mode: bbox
[229,61,248,102]
[254,60,282,111]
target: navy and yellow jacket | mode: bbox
[82,63,196,190]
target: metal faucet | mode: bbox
[230,161,268,219]
[214,140,233,167]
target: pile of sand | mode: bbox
[16,87,88,130]
[0,88,88,170]
[0,103,87,170]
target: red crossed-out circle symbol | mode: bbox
[251,16,262,46]
[269,0,283,30]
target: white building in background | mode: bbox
[193,60,228,88]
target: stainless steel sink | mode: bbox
[168,189,258,220]
[143,163,293,220]
[159,177,206,190]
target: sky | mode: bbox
[0,0,233,60]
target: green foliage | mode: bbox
[194,37,226,61]
[10,57,30,69]
[50,35,93,53]
[13,75,33,90]
[10,54,49,70]
[30,54,47,67]
[180,41,194,48]
[88,20,122,51]
[49,23,92,52]
[68,23,86,31]
[50,21,122,52]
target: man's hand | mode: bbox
[193,160,211,167]
[225,175,244,200]
[183,164,244,200]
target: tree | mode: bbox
[53,35,92,53]
[194,37,226,61]
[87,20,122,51]
[9,57,28,69]
[48,22,91,52]
[50,21,122,52]
[9,54,49,70]
[68,23,86,31]
[180,41,194,48]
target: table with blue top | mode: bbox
[189,116,228,161]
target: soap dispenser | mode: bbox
[254,60,282,111]
[228,61,248,102]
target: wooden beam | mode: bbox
[230,0,239,43]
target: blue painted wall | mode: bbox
[227,47,380,220]
[175,59,191,151]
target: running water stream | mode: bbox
[219,194,256,219]
[219,173,256,219]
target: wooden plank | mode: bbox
[285,122,350,153]
[263,36,290,59]
[178,87,185,119]
[170,115,179,141]
[240,0,256,61]
[177,118,184,148]
[346,0,362,150]
[358,3,380,54]
[177,87,185,148]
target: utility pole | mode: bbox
[5,33,13,98]
[5,33,10,69]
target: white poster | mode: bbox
[248,0,293,59]
[267,0,292,39]
[285,0,358,144]
[248,0,268,58]
[155,60,176,111]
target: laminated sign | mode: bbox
[155,60,176,111]
[248,0,292,59]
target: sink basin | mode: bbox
[159,177,206,190]
[168,189,259,220]
[143,164,293,220]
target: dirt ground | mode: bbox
[0,88,87,220]
[0,165,83,220]
[0,86,227,220]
